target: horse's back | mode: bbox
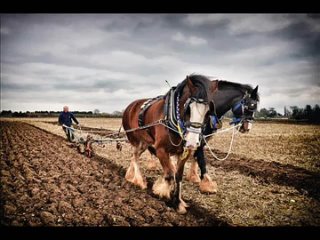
[123,99,147,129]
[122,98,166,147]
[122,98,150,146]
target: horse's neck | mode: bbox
[216,89,244,118]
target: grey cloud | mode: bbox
[273,17,320,58]
[1,14,319,114]
[2,82,50,91]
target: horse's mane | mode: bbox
[175,74,211,102]
[218,80,260,101]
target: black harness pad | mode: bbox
[163,87,180,131]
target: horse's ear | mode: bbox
[186,77,196,92]
[211,80,218,92]
[251,85,258,99]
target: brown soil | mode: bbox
[2,119,320,226]
[0,121,229,226]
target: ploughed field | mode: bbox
[1,118,320,226]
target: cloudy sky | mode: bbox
[1,14,319,114]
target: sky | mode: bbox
[1,14,319,114]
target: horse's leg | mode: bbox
[146,153,158,170]
[172,149,192,214]
[196,145,218,194]
[170,155,177,173]
[199,173,218,194]
[186,149,201,183]
[152,148,175,199]
[125,142,147,189]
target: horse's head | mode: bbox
[233,85,259,133]
[182,76,218,149]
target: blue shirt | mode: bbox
[58,112,79,127]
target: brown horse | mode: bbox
[122,75,218,214]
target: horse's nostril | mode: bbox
[187,145,196,150]
[186,142,196,150]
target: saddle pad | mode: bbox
[138,95,164,127]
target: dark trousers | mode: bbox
[62,126,75,142]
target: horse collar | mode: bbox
[232,99,245,117]
[176,93,186,135]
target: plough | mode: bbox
[62,124,128,158]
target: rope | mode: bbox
[203,121,242,139]
[202,122,241,161]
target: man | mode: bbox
[58,106,80,142]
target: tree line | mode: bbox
[253,104,320,123]
[0,110,123,118]
[1,104,319,123]
[213,104,320,124]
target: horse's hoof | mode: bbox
[152,177,172,199]
[127,176,147,190]
[199,175,218,194]
[186,173,201,183]
[180,199,189,208]
[146,160,158,170]
[125,168,134,182]
[125,164,147,190]
[135,179,147,190]
[126,174,147,190]
[177,203,187,214]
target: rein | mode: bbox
[64,118,241,161]
[63,120,182,143]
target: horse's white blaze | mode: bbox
[185,102,209,149]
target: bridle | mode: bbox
[184,97,208,125]
[231,93,258,125]
[176,95,210,137]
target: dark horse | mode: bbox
[186,80,259,193]
[122,75,218,214]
